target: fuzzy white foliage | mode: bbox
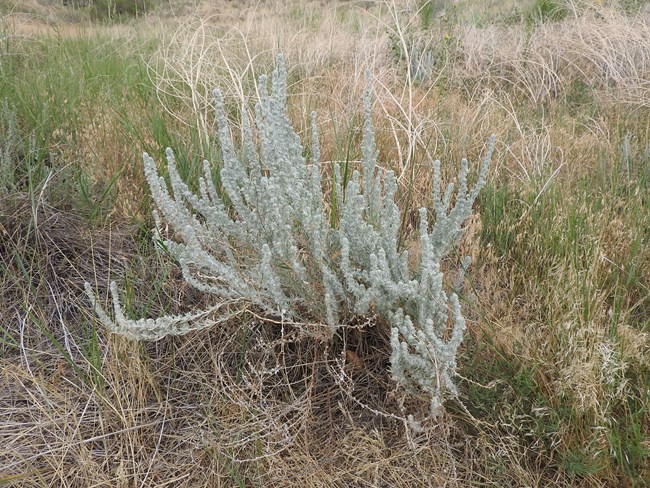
[86,54,495,415]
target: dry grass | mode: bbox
[147,0,650,200]
[449,3,650,107]
[0,195,464,485]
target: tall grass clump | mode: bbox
[390,1,650,107]
[87,54,495,420]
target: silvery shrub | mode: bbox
[87,54,495,415]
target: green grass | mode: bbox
[471,137,650,483]
[526,0,570,24]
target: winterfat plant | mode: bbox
[86,54,495,415]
